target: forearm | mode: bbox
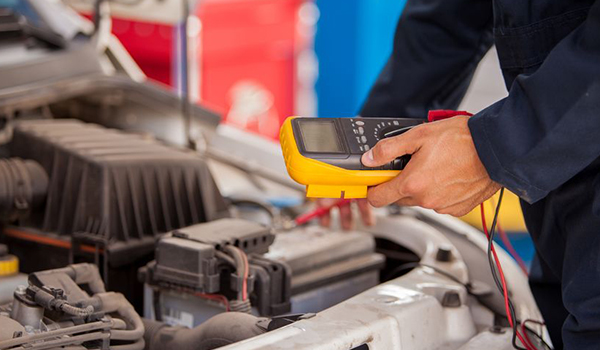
[469,1,600,203]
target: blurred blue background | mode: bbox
[314,0,407,117]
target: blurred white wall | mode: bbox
[459,47,508,113]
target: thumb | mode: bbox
[361,130,422,167]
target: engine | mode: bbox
[0,119,387,349]
[0,263,145,350]
[3,119,229,310]
[0,263,268,350]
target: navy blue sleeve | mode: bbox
[360,0,494,118]
[469,1,600,203]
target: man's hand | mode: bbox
[361,116,500,216]
[317,198,374,230]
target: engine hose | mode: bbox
[110,319,145,341]
[111,338,145,350]
[143,313,266,350]
[95,292,145,342]
[69,263,107,294]
[112,318,127,330]
[32,264,106,295]
[229,299,252,314]
[0,158,48,222]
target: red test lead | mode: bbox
[427,110,473,122]
[294,199,354,226]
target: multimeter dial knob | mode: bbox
[380,125,415,140]
[380,126,400,138]
[371,121,416,170]
[372,120,418,142]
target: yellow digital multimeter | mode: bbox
[280,116,424,198]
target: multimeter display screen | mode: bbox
[298,120,343,153]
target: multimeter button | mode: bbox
[360,136,367,143]
[358,127,364,135]
[356,120,365,126]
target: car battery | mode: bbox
[265,227,385,313]
[143,226,384,326]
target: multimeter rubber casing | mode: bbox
[280,116,424,198]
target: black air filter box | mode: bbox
[9,119,229,266]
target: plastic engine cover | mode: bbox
[9,119,229,266]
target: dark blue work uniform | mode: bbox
[360,0,600,348]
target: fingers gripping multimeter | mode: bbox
[280,117,425,198]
